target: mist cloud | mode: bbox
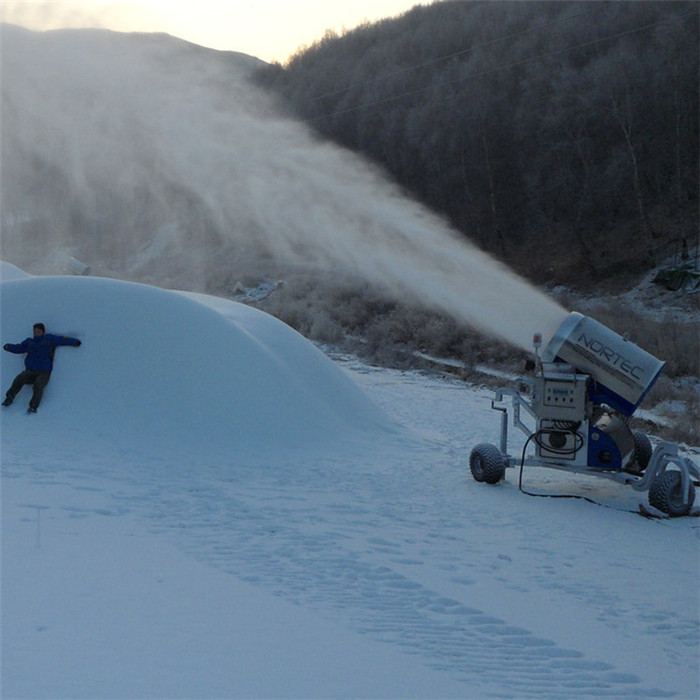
[0,24,566,351]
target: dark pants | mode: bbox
[6,370,52,409]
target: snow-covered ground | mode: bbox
[1,265,698,699]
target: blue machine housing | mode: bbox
[586,413,635,470]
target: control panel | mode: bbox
[534,371,588,421]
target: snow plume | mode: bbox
[0,24,567,351]
[0,1,163,38]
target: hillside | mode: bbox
[255,0,699,286]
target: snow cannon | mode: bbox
[469,312,699,517]
[541,312,665,417]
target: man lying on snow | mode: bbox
[2,323,82,413]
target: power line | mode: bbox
[309,1,613,103]
[307,6,697,125]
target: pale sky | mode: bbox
[0,0,429,63]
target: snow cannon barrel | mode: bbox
[66,257,91,276]
[541,312,665,416]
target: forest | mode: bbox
[254,1,699,286]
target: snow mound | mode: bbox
[0,261,31,281]
[0,275,397,459]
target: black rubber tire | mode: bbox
[649,470,696,517]
[469,443,506,484]
[632,431,653,472]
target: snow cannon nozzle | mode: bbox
[541,311,665,417]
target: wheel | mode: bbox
[631,431,653,472]
[469,443,506,484]
[649,470,696,517]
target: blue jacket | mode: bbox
[4,334,81,371]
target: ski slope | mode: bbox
[1,267,699,699]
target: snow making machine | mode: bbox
[470,312,700,516]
